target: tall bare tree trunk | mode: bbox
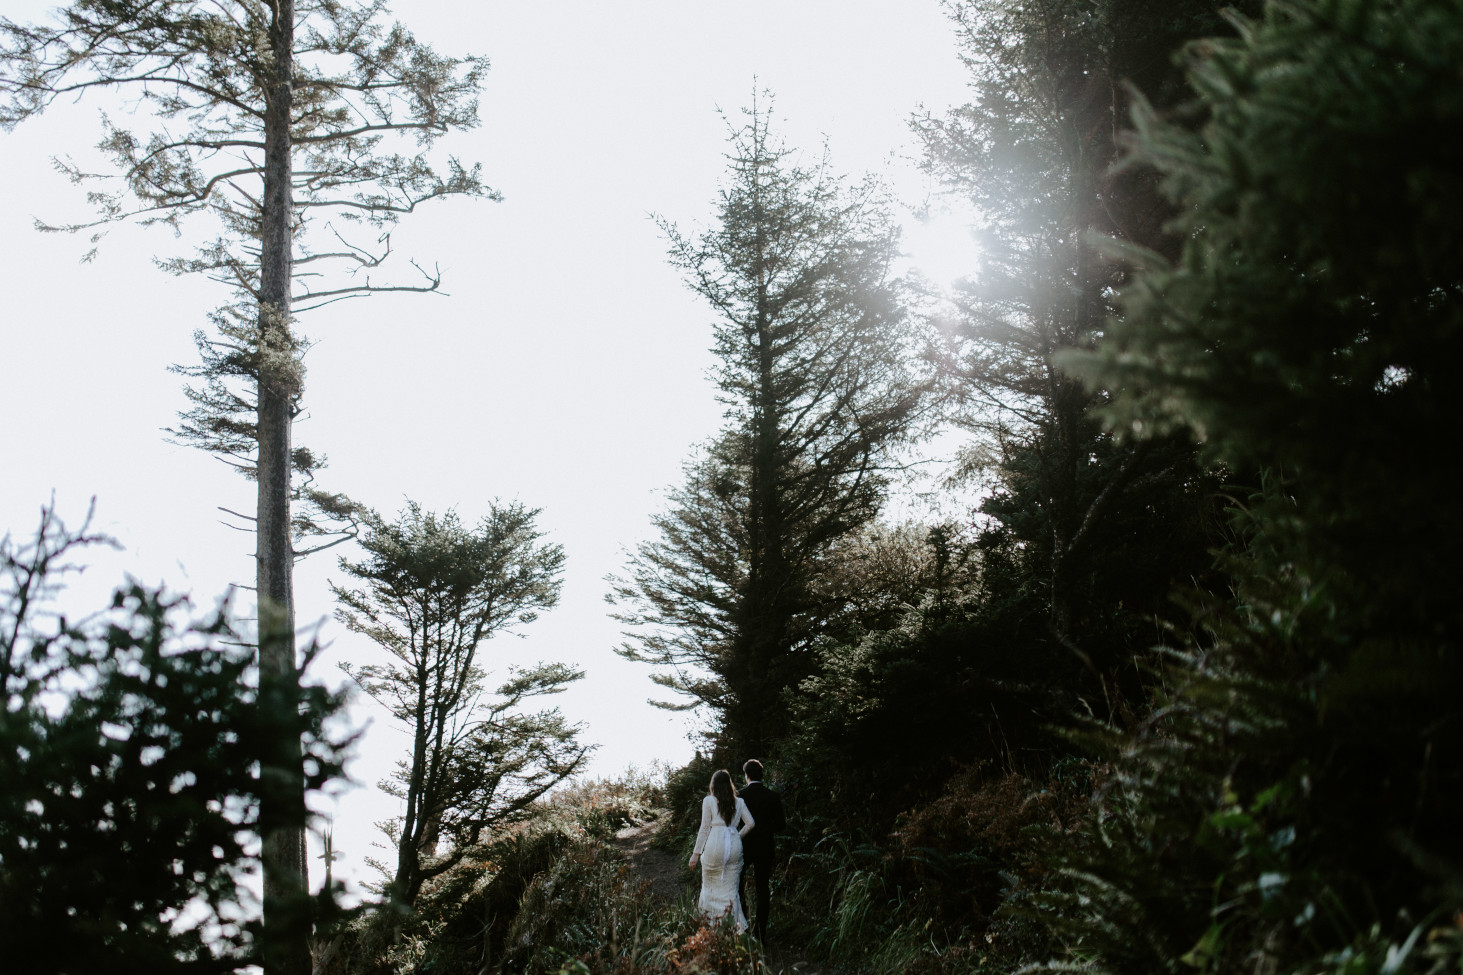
[257,3,309,973]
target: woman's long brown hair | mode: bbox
[709,769,737,825]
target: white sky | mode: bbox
[0,0,976,898]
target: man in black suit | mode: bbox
[737,759,785,942]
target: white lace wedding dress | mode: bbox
[692,794,755,929]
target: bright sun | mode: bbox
[901,210,982,293]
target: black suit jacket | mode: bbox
[738,781,785,861]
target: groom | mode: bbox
[737,759,785,942]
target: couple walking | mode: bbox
[688,759,785,940]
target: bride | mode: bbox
[688,768,755,930]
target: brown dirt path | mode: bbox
[610,819,850,975]
[611,819,693,904]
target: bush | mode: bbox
[319,773,683,975]
[2,506,348,974]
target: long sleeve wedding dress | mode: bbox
[691,794,755,929]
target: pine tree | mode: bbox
[1043,1,1463,970]
[610,102,926,755]
[0,505,347,973]
[333,502,586,908]
[913,0,1245,711]
[1,5,490,970]
[1070,0,1463,635]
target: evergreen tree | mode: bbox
[1070,0,1463,637]
[333,502,586,908]
[1,5,490,969]
[913,0,1245,714]
[1042,1,1463,970]
[610,102,926,755]
[0,505,347,973]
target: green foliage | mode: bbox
[785,523,1108,817]
[760,4,1463,975]
[890,765,1090,935]
[478,775,683,975]
[333,501,586,906]
[916,0,1237,725]
[610,97,926,754]
[1027,559,1463,975]
[3,8,494,969]
[499,837,674,974]
[1036,5,1463,966]
[316,822,576,975]
[815,521,980,641]
[317,774,707,975]
[0,505,348,973]
[1068,0,1463,633]
[790,594,1031,813]
[976,430,1230,700]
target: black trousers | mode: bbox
[739,853,773,940]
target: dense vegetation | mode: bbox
[4,0,1461,972]
[556,1,1463,972]
[325,1,1463,972]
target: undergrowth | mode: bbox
[316,771,770,975]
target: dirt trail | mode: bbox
[612,819,692,904]
[610,819,849,975]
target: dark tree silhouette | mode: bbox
[334,502,586,907]
[0,504,346,973]
[611,100,926,755]
[1,5,491,969]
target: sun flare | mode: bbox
[902,211,982,292]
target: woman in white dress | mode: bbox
[688,768,755,930]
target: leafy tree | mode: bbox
[610,102,926,755]
[0,504,348,974]
[333,502,587,907]
[1,4,491,968]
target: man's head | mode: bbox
[743,759,764,783]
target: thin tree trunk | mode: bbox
[257,3,310,973]
[395,677,431,906]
